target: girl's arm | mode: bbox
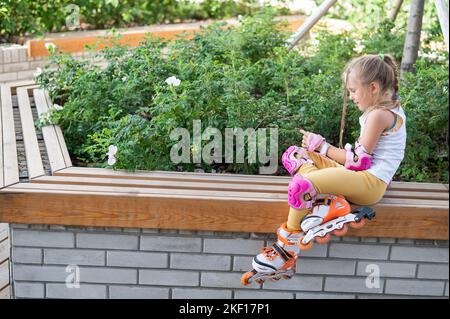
[324,144,346,164]
[325,109,392,163]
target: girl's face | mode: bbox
[347,73,378,112]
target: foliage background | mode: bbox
[33,5,448,182]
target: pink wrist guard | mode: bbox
[344,142,373,171]
[307,133,325,152]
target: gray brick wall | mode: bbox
[9,224,449,299]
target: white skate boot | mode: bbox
[241,223,302,285]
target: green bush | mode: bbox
[36,10,449,182]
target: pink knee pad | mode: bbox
[288,175,317,209]
[282,146,312,176]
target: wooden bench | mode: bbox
[0,81,448,240]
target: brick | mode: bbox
[12,247,42,264]
[9,47,20,63]
[78,267,137,284]
[44,249,105,266]
[235,290,294,299]
[76,233,138,250]
[296,292,355,299]
[296,258,356,276]
[14,282,44,298]
[329,243,389,260]
[107,251,167,268]
[140,269,199,286]
[357,261,416,278]
[14,265,67,282]
[203,238,263,255]
[201,272,259,289]
[18,47,28,62]
[414,239,435,246]
[29,225,49,230]
[0,72,18,82]
[417,264,449,280]
[378,238,397,244]
[397,239,415,245]
[232,256,253,272]
[140,236,201,252]
[341,237,360,242]
[17,70,38,80]
[3,62,30,72]
[10,224,28,229]
[141,229,159,234]
[109,286,169,299]
[3,49,11,63]
[390,246,449,263]
[325,277,384,294]
[12,230,74,248]
[170,253,231,271]
[172,288,232,299]
[385,279,445,296]
[46,283,106,299]
[297,242,328,257]
[262,275,323,291]
[360,237,378,243]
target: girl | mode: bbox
[242,54,406,285]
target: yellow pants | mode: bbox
[286,150,387,231]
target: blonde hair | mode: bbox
[339,54,400,148]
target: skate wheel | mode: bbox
[241,270,255,286]
[332,224,348,237]
[315,233,331,244]
[256,279,265,285]
[350,219,366,229]
[282,275,292,280]
[298,236,313,251]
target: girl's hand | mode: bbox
[300,129,325,152]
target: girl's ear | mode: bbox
[369,81,379,95]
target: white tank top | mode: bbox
[359,106,407,184]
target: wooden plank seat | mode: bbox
[0,81,72,189]
[0,81,448,241]
[0,166,448,240]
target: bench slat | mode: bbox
[33,89,66,173]
[54,167,449,192]
[17,87,45,179]
[0,260,9,291]
[0,190,447,239]
[44,91,72,168]
[0,85,19,187]
[32,175,449,201]
[8,181,450,208]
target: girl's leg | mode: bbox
[287,168,387,230]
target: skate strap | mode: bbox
[272,243,290,262]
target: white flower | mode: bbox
[107,145,118,156]
[107,145,118,166]
[52,104,63,111]
[107,156,117,166]
[34,67,43,78]
[121,76,127,82]
[237,15,243,21]
[165,76,181,87]
[44,42,57,53]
